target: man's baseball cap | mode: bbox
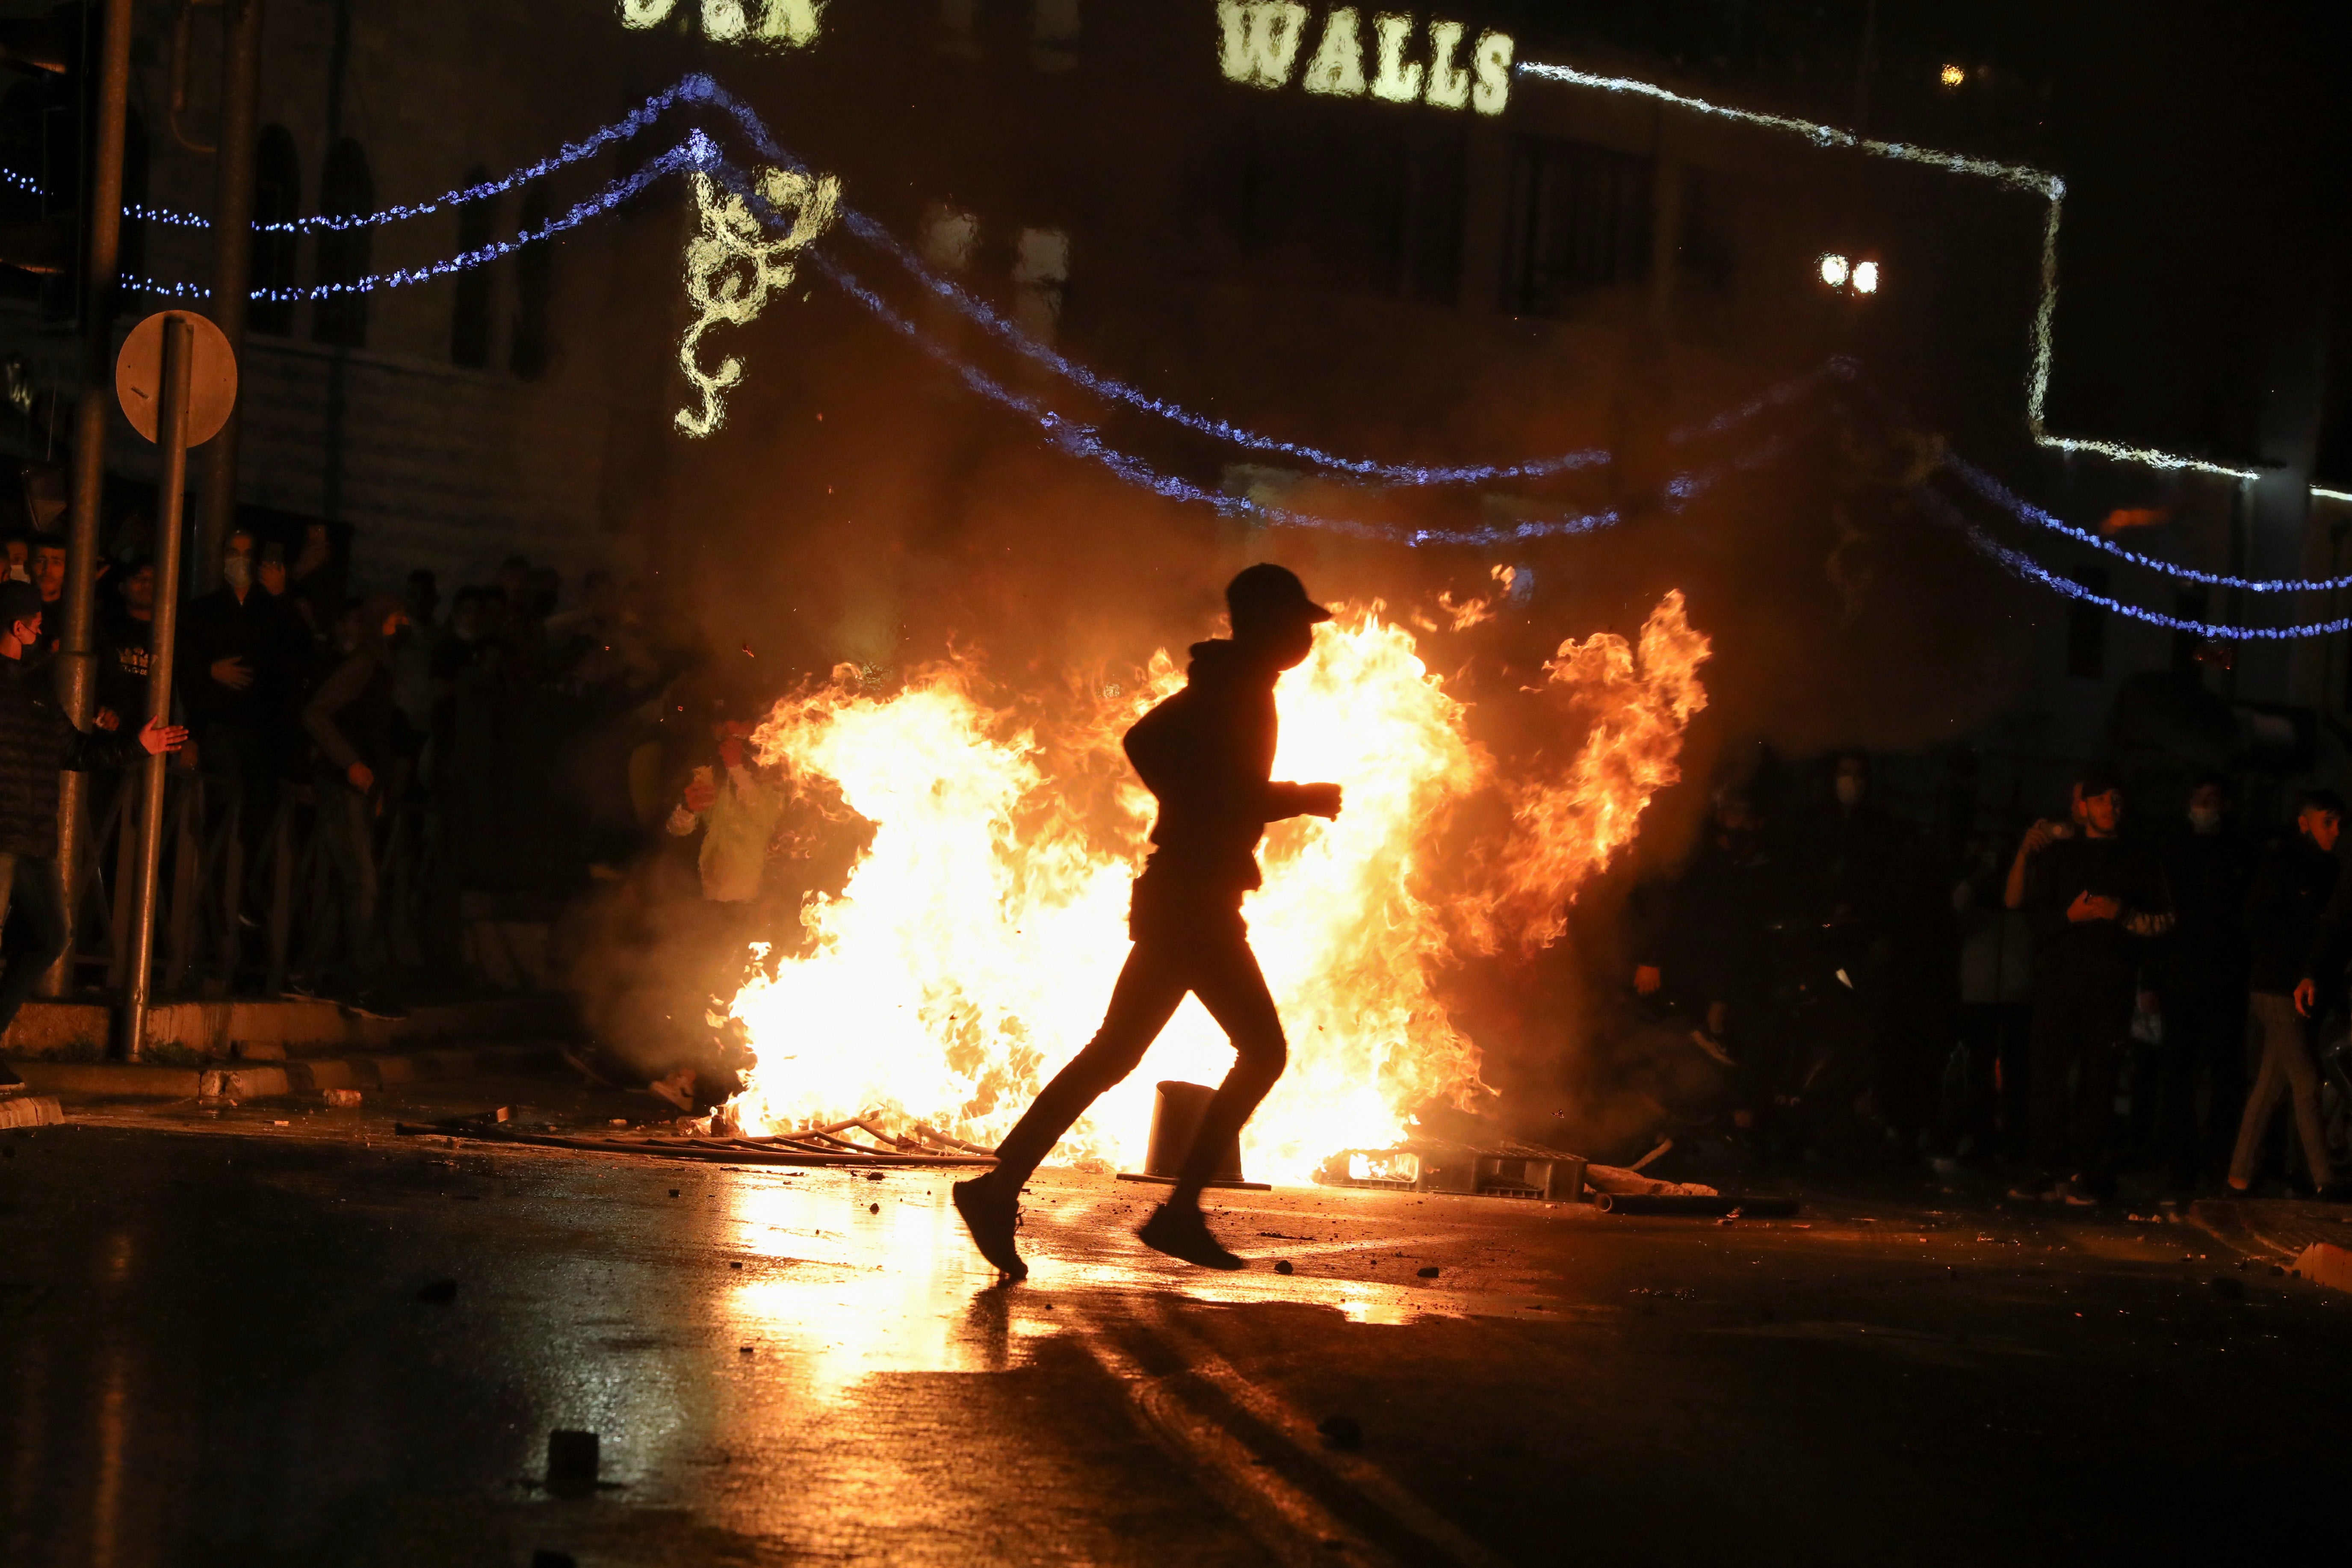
[0,579,42,633]
[1226,563,1331,625]
[2075,763,2124,800]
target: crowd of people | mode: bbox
[1630,754,2350,1203]
[0,513,757,1015]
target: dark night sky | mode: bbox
[1493,0,2352,473]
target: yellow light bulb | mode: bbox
[1940,63,1965,87]
[1818,253,1850,288]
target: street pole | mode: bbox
[121,315,194,1061]
[193,0,263,594]
[45,0,135,1001]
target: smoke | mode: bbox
[574,196,2036,1157]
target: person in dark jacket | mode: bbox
[952,564,1344,1278]
[2228,789,2344,1196]
[94,556,159,731]
[177,526,299,827]
[0,581,182,1091]
[301,595,409,998]
[1633,786,1788,1136]
[2004,766,2175,1204]
[2147,773,2255,1192]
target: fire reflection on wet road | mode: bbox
[5,1122,2348,1566]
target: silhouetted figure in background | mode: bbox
[2230,788,2344,1197]
[2148,772,2252,1195]
[1633,785,1785,1136]
[2005,768,2174,1205]
[954,564,1344,1277]
[179,527,298,833]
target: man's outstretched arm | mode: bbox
[1263,781,1343,821]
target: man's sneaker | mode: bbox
[952,1176,1027,1280]
[2005,1177,2057,1202]
[1138,1204,1245,1270]
[2058,1178,2101,1208]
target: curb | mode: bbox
[2293,1242,2352,1293]
[15,1042,564,1102]
[0,1094,63,1128]
[2,993,579,1063]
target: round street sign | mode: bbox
[115,310,237,446]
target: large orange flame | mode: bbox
[724,591,1708,1181]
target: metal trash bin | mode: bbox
[1117,1080,1270,1191]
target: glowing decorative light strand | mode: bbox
[1942,453,2352,593]
[118,133,723,304]
[667,73,1831,485]
[16,73,747,236]
[675,163,839,437]
[808,237,1680,547]
[1512,57,2281,490]
[1915,485,2352,641]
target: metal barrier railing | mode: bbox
[64,765,438,1002]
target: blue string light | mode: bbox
[43,74,743,236]
[1916,486,2352,641]
[1943,453,2352,594]
[39,67,1821,501]
[47,67,2340,634]
[812,236,1718,548]
[119,133,720,304]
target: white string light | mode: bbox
[1514,56,2298,493]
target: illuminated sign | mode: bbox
[1216,4,1512,114]
[621,0,823,46]
[676,165,840,437]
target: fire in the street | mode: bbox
[723,591,1708,1181]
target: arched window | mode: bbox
[248,125,301,335]
[311,137,372,348]
[449,165,497,367]
[509,186,552,379]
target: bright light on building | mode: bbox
[1852,260,1880,294]
[1818,252,1850,288]
[1939,63,1966,88]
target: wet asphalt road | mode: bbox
[4,1096,2348,1567]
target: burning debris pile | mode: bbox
[721,591,1709,1183]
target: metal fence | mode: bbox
[63,763,443,1000]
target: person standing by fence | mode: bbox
[0,581,183,1086]
[2230,789,2345,1198]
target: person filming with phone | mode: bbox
[2003,767,2174,1205]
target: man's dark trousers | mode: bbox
[2156,986,2248,1189]
[990,890,1287,1188]
[2029,973,2134,1179]
[0,851,69,1038]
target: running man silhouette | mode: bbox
[954,564,1343,1276]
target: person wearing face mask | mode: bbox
[953,565,1345,1278]
[2004,768,2175,1205]
[177,527,297,826]
[2228,788,2348,1197]
[2146,773,2253,1196]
